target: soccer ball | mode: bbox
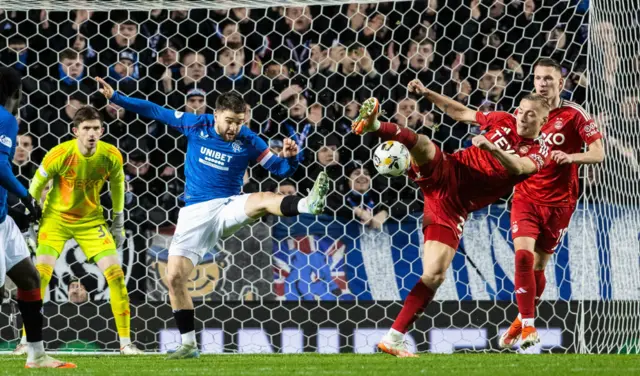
[373,141,410,176]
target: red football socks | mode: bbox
[391,280,435,333]
[534,269,546,304]
[514,250,535,319]
[376,122,418,150]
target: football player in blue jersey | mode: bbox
[0,67,75,368]
[97,77,329,359]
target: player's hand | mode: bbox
[20,194,42,223]
[472,135,497,152]
[282,138,299,158]
[551,150,573,165]
[96,77,115,99]
[110,212,126,249]
[408,79,428,96]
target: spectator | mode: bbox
[68,279,89,304]
[170,50,214,108]
[93,14,149,78]
[320,43,382,105]
[211,46,255,102]
[47,49,96,110]
[275,179,297,196]
[11,133,36,187]
[40,93,88,150]
[470,65,509,110]
[184,88,208,115]
[335,163,389,230]
[106,49,152,96]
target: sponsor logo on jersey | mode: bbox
[232,140,244,153]
[583,122,599,138]
[0,135,12,148]
[174,111,184,119]
[512,221,518,233]
[554,117,564,130]
[541,132,566,146]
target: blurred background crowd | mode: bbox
[0,0,637,241]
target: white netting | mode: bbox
[580,0,640,354]
[0,0,637,354]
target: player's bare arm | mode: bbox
[551,138,604,165]
[473,135,538,175]
[408,79,477,124]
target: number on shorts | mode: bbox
[96,225,106,238]
[552,227,569,251]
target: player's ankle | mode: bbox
[120,337,131,347]
[20,336,27,345]
[280,195,304,216]
[371,119,381,131]
[521,318,535,328]
[26,341,45,361]
[385,328,404,343]
[181,331,197,346]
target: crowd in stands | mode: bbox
[1,1,637,238]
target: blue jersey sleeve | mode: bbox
[110,91,215,135]
[0,110,17,156]
[241,127,299,178]
[0,153,28,198]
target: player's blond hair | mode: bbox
[521,93,551,112]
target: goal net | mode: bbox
[0,0,637,354]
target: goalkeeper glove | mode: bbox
[111,212,126,249]
[20,193,42,223]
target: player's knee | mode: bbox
[166,270,188,294]
[421,270,446,289]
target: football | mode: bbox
[373,141,410,176]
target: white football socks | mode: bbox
[182,330,196,347]
[297,197,310,214]
[120,337,131,348]
[26,341,45,362]
[522,318,535,328]
[386,328,404,342]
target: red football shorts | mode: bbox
[409,144,467,250]
[510,199,575,254]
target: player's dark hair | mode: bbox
[521,93,551,112]
[215,92,246,114]
[534,58,562,73]
[0,67,22,109]
[73,106,103,128]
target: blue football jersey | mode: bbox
[0,106,19,223]
[111,92,299,205]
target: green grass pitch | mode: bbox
[0,354,638,375]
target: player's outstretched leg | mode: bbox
[244,171,329,218]
[352,98,438,166]
[7,259,76,369]
[378,233,456,358]
[96,253,145,355]
[165,256,200,360]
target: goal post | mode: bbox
[0,0,637,355]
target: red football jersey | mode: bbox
[514,100,602,206]
[451,111,550,211]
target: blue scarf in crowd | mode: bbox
[58,63,85,85]
[108,62,140,82]
[345,190,375,210]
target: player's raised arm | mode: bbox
[96,77,213,130]
[408,79,478,124]
[243,127,299,178]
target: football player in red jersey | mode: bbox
[352,81,551,357]
[499,58,604,350]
